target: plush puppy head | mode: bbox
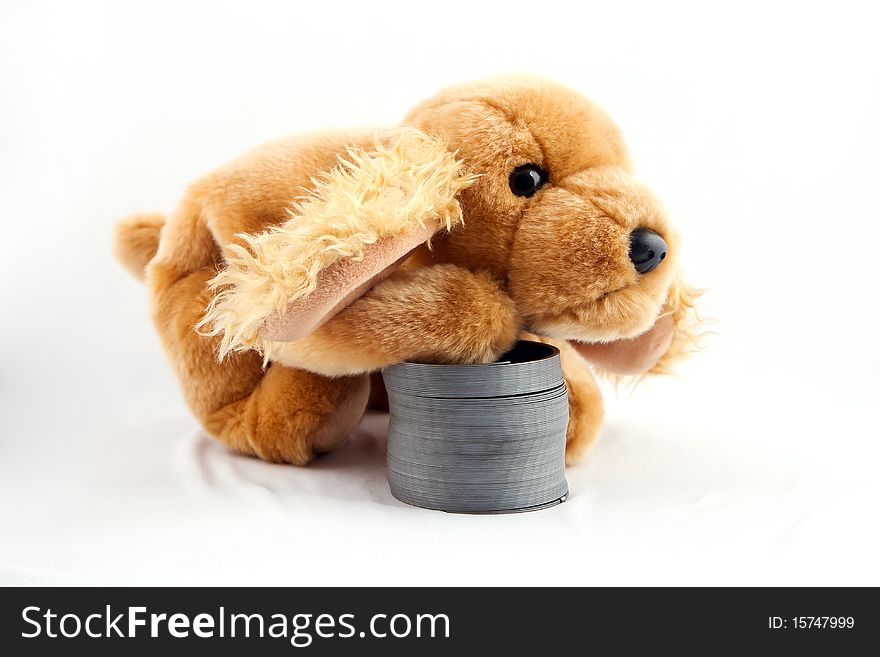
[203,77,698,374]
[404,77,682,348]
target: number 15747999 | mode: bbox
[769,617,854,629]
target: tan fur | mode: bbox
[264,265,520,375]
[649,278,704,375]
[197,128,475,359]
[113,213,165,279]
[115,76,701,466]
[259,225,436,343]
[572,314,675,376]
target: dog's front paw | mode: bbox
[410,267,521,365]
[262,265,521,376]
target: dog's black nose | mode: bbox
[629,228,667,274]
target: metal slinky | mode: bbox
[383,340,570,514]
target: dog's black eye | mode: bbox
[509,164,547,198]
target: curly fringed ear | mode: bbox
[645,278,704,376]
[572,277,704,377]
[197,129,477,359]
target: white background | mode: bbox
[1,0,878,585]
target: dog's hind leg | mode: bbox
[147,203,368,465]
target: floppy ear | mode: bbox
[572,277,703,376]
[198,128,475,359]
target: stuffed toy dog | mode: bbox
[114,76,699,466]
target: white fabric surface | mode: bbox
[3,355,878,586]
[2,0,878,586]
